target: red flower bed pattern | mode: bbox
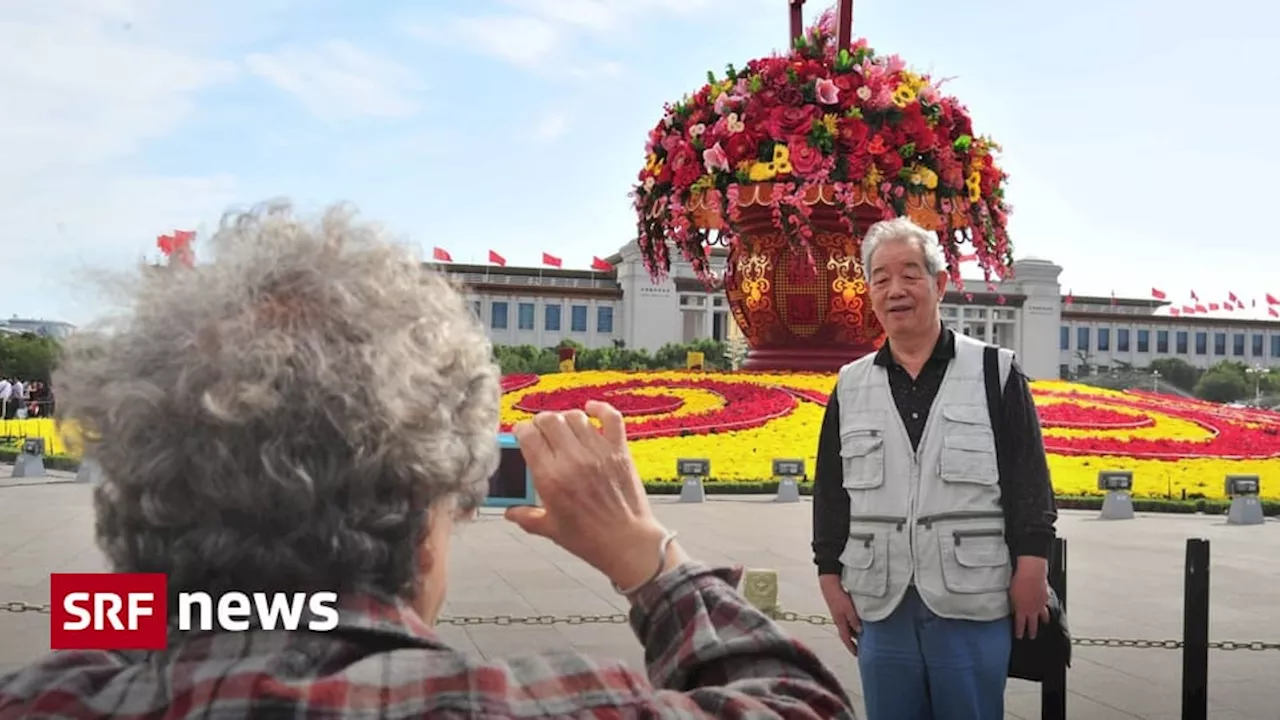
[504,379,797,439]
[501,374,539,394]
[1037,404,1152,430]
[517,390,684,417]
[499,375,1280,461]
[1033,390,1280,460]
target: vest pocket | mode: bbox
[938,528,1011,594]
[939,433,998,485]
[840,532,889,598]
[840,432,885,490]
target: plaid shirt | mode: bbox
[0,563,854,718]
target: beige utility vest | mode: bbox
[836,332,1014,623]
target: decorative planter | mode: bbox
[632,3,1014,373]
[689,183,968,371]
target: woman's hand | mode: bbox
[505,401,680,590]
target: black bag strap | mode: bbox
[983,345,1004,455]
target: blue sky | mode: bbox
[4,0,1277,325]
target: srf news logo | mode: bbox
[50,573,339,651]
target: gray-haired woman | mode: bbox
[0,201,854,719]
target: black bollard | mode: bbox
[1181,539,1210,720]
[1041,537,1068,720]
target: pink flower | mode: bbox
[815,78,839,105]
[703,142,730,173]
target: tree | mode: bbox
[1148,358,1200,393]
[0,332,60,383]
[1193,367,1249,403]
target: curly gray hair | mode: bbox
[860,216,947,283]
[54,201,500,602]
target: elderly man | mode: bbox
[0,202,854,719]
[811,217,1058,719]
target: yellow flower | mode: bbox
[909,165,939,190]
[864,165,883,189]
[891,84,917,108]
[821,113,839,135]
[899,71,928,93]
[748,162,778,181]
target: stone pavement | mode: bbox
[0,473,1277,718]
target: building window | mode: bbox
[1097,328,1110,352]
[1060,326,1069,350]
[1077,327,1090,352]
[1195,331,1207,355]
[1253,334,1264,357]
[597,306,614,333]
[517,303,535,330]
[1137,329,1150,353]
[1213,332,1226,356]
[544,305,561,331]
[571,305,588,332]
[1273,336,1280,357]
[491,301,508,330]
[1059,364,1070,379]
[1233,333,1245,357]
[1117,329,1130,352]
[1174,331,1185,354]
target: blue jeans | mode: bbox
[857,586,1011,720]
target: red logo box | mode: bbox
[50,573,169,651]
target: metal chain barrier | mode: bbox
[4,600,1278,650]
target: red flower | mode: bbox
[724,130,763,166]
[788,137,825,175]
[667,146,702,188]
[764,106,820,141]
[876,151,903,176]
[836,117,869,153]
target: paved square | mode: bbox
[1,470,1277,718]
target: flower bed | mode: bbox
[10,372,1278,502]
[499,371,1280,501]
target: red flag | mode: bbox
[1208,302,1220,311]
[488,250,506,266]
[1064,291,1073,306]
[591,256,613,272]
[1183,305,1195,314]
[432,247,453,262]
[1151,288,1167,300]
[1223,304,1234,312]
[542,252,562,268]
[156,234,174,255]
[1268,293,1279,305]
[1229,291,1239,303]
[1170,308,1181,316]
[1272,307,1279,318]
[1191,290,1199,301]
[1195,304,1207,313]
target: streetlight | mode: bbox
[1152,369,1161,392]
[1246,365,1269,405]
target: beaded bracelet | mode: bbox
[611,530,679,596]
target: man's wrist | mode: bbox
[1015,555,1048,576]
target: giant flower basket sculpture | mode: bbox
[632,0,1014,371]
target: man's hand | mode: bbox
[1009,556,1051,639]
[818,574,861,655]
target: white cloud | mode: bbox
[533,111,570,142]
[245,41,423,120]
[0,1,240,323]
[434,0,771,72]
